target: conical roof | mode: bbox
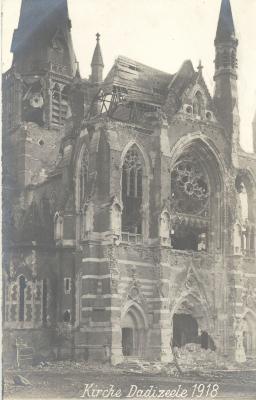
[215,0,237,43]
[91,33,104,67]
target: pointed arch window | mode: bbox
[54,212,63,240]
[52,83,69,126]
[122,145,143,237]
[80,149,89,207]
[170,156,210,251]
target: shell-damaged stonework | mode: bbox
[2,0,256,366]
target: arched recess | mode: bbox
[120,141,151,242]
[170,292,216,351]
[235,170,256,256]
[193,91,205,119]
[54,212,63,241]
[121,301,148,357]
[74,143,91,242]
[169,134,225,253]
[110,197,122,236]
[75,143,90,212]
[241,309,256,358]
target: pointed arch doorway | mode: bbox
[121,303,147,357]
[171,294,216,351]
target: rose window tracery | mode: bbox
[171,158,209,215]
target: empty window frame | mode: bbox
[122,145,143,235]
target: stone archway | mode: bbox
[171,293,215,351]
[121,302,147,357]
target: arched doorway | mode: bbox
[171,294,215,351]
[173,314,198,347]
[121,303,147,357]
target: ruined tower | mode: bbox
[3,0,77,189]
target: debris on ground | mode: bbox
[174,343,218,371]
[13,374,32,386]
[116,358,180,376]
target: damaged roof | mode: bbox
[103,55,174,106]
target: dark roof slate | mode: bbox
[215,0,236,43]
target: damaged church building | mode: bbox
[2,0,256,366]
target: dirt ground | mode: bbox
[3,362,256,400]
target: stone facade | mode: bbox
[2,0,256,366]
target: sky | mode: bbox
[2,0,256,152]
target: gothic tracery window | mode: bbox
[122,145,143,235]
[171,157,210,251]
[171,158,209,216]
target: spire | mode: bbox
[215,0,237,44]
[91,33,104,68]
[91,33,104,84]
[213,0,240,157]
[11,0,77,76]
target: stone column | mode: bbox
[149,249,173,363]
[105,243,123,365]
[148,302,173,363]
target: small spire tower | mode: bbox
[91,33,104,84]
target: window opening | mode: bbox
[63,309,71,322]
[122,145,143,235]
[64,278,71,294]
[171,225,208,251]
[52,84,69,126]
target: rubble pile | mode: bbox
[174,343,218,371]
[117,359,179,376]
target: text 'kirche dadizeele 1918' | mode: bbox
[2,0,256,366]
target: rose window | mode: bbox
[171,159,209,215]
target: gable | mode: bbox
[163,61,219,123]
[180,79,217,122]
